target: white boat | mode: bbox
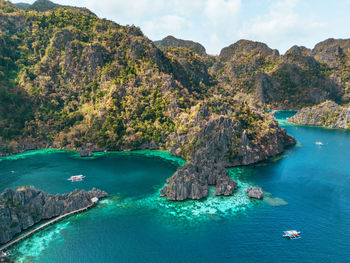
[283,230,301,239]
[67,175,85,182]
[1,250,12,257]
[315,141,324,146]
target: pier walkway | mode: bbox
[0,202,96,252]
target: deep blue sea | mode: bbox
[1,111,350,263]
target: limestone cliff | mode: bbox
[212,39,343,109]
[289,100,350,129]
[0,187,107,244]
[161,99,295,201]
[155,35,207,57]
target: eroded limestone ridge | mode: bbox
[155,35,207,57]
[289,100,350,129]
[0,186,107,245]
[161,99,295,201]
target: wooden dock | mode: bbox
[0,202,95,252]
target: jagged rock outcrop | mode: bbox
[215,174,237,196]
[0,187,107,245]
[79,147,93,157]
[163,47,212,87]
[218,39,279,63]
[162,159,237,201]
[212,39,347,108]
[247,187,264,199]
[311,38,350,67]
[289,100,350,129]
[155,35,207,57]
[161,99,295,201]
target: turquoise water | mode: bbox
[1,113,350,262]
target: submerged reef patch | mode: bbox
[263,192,288,206]
[13,222,70,263]
[96,168,259,225]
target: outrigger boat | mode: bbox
[283,230,301,239]
[67,175,85,182]
[315,141,324,146]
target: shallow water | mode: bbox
[1,112,350,263]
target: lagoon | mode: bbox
[1,112,350,263]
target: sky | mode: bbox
[11,0,350,55]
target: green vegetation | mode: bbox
[289,100,350,129]
[0,0,349,155]
[0,1,215,153]
[212,40,349,109]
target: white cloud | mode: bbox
[143,15,190,39]
[204,0,241,25]
[238,0,324,52]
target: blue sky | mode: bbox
[12,0,350,55]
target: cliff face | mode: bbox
[161,99,295,201]
[289,100,350,129]
[212,39,344,109]
[154,36,350,109]
[0,186,107,244]
[155,35,207,57]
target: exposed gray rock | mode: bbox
[155,35,207,57]
[0,187,107,245]
[289,100,350,129]
[219,39,278,63]
[79,147,93,157]
[214,175,237,196]
[162,162,209,201]
[247,187,264,199]
[161,100,295,201]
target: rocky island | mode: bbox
[289,101,350,129]
[0,186,107,245]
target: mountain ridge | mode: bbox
[3,0,350,201]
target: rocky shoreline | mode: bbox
[0,187,107,245]
[160,102,295,201]
[0,100,296,202]
[0,101,296,202]
[289,101,350,129]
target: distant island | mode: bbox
[1,0,350,200]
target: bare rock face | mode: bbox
[219,40,278,63]
[311,38,350,68]
[289,100,350,129]
[79,147,93,157]
[155,35,207,57]
[247,187,264,199]
[161,100,295,201]
[0,187,107,245]
[162,162,209,201]
[215,175,237,196]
